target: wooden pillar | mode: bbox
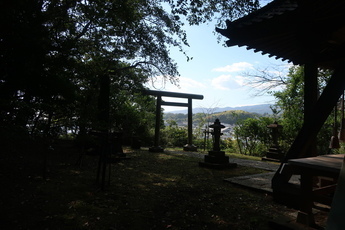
[154,96,161,147]
[273,62,345,189]
[188,98,192,145]
[290,63,345,158]
[149,96,164,152]
[327,156,345,229]
[97,74,110,190]
[296,172,315,225]
[98,74,110,132]
[183,98,197,151]
[304,63,318,157]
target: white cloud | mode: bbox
[146,75,206,92]
[212,62,254,73]
[211,74,245,90]
[146,76,207,111]
[178,77,206,90]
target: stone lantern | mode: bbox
[262,121,284,162]
[199,119,237,169]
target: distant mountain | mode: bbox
[165,104,273,115]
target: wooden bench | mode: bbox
[288,154,344,226]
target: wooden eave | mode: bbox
[216,0,345,69]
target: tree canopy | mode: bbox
[272,66,335,154]
[1,0,260,147]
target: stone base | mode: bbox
[199,150,237,169]
[149,146,164,152]
[263,147,284,162]
[183,144,198,152]
[204,154,229,164]
[208,150,225,156]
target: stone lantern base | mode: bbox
[199,150,237,169]
[183,144,198,152]
[262,145,284,162]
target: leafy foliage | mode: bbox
[273,66,305,146]
[210,110,261,124]
[1,0,261,149]
[233,117,274,156]
[272,66,335,154]
[231,66,338,156]
[167,0,260,26]
[163,110,267,153]
[161,120,188,147]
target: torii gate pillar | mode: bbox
[144,90,204,152]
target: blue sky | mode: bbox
[147,7,291,112]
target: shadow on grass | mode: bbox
[1,143,322,230]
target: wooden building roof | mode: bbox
[216,0,345,69]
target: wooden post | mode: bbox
[296,173,315,225]
[98,74,110,131]
[188,98,192,146]
[304,63,318,157]
[326,156,345,229]
[273,63,345,190]
[154,96,161,147]
[183,98,197,151]
[149,96,164,152]
[96,74,110,190]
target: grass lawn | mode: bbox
[164,147,263,161]
[1,142,326,229]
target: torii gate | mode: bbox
[144,90,203,152]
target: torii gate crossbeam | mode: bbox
[144,90,204,152]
